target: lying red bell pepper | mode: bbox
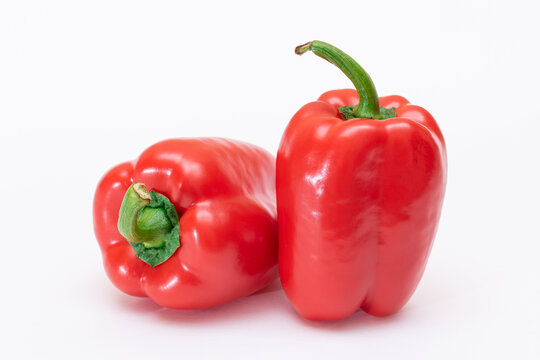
[93,138,278,309]
[277,41,447,321]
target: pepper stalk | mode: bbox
[295,40,396,120]
[117,183,180,267]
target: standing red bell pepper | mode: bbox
[94,138,278,309]
[277,41,447,321]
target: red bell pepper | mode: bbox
[277,41,447,321]
[93,138,278,309]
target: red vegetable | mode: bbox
[277,41,447,321]
[93,138,278,309]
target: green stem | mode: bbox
[295,40,393,120]
[117,183,181,267]
[118,183,175,249]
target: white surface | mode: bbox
[1,0,539,359]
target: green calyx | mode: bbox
[117,183,180,267]
[338,104,396,121]
[295,40,396,120]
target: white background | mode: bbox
[1,0,539,358]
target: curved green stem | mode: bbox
[296,40,394,120]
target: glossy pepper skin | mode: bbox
[93,138,278,309]
[277,41,447,321]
